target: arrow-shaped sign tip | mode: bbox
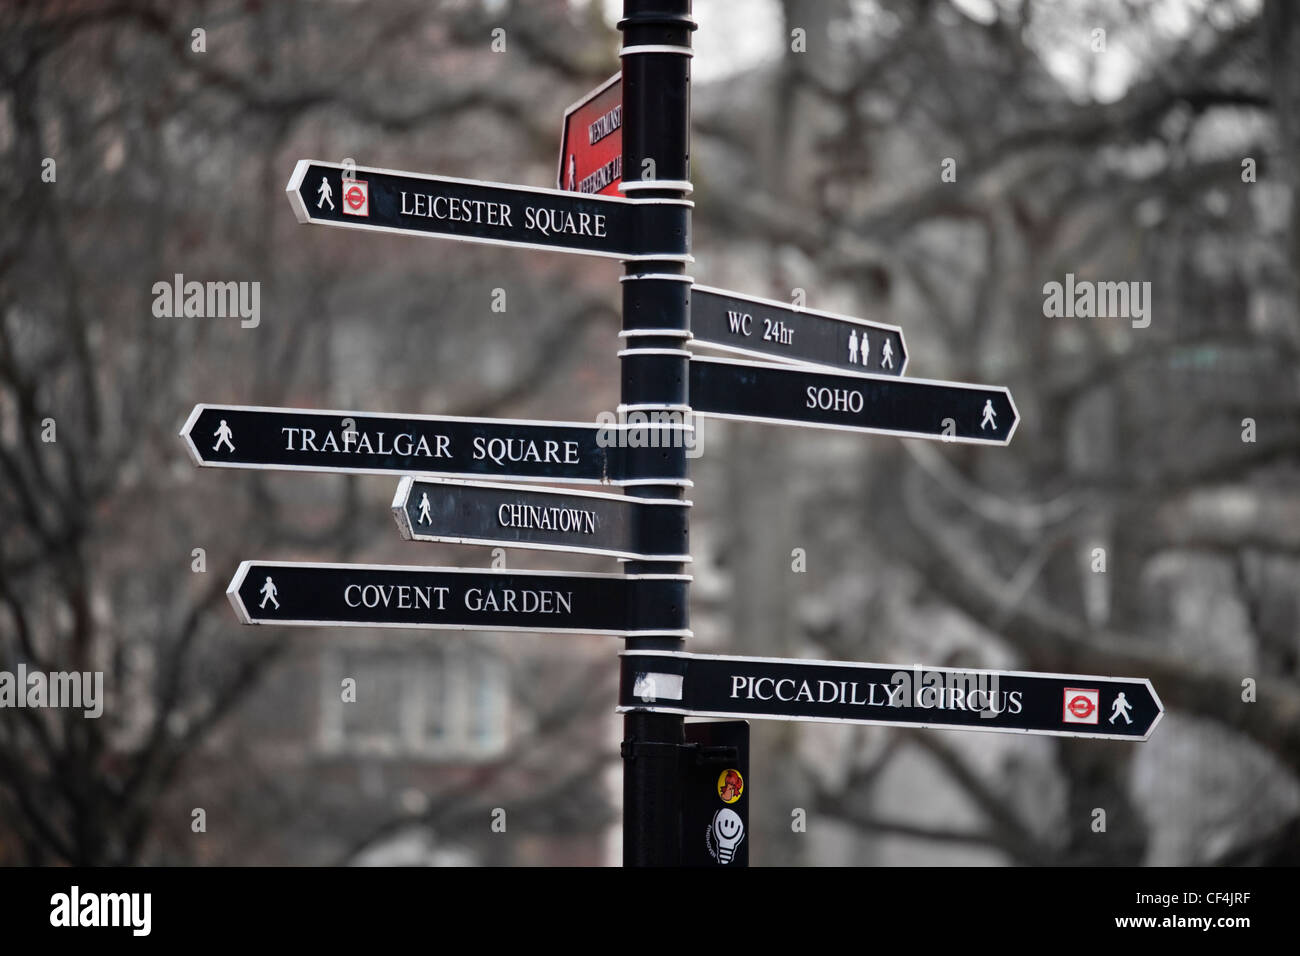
[285,159,312,224]
[226,561,254,624]
[391,477,415,540]
[1003,387,1022,446]
[1140,679,1166,740]
[179,404,207,466]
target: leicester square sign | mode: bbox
[286,159,687,262]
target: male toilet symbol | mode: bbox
[212,419,235,453]
[258,575,280,610]
[848,329,859,365]
[417,492,433,525]
[316,177,333,210]
[980,398,996,430]
[1110,692,1133,725]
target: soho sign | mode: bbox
[805,385,864,413]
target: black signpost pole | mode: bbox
[618,0,695,868]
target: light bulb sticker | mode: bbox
[707,808,746,864]
[717,769,744,804]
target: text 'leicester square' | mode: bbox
[181,0,1163,868]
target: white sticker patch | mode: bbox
[633,671,683,702]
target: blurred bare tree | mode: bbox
[693,0,1300,864]
[0,0,620,865]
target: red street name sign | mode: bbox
[558,73,623,196]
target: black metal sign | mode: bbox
[619,651,1163,740]
[691,285,907,375]
[228,562,691,636]
[286,160,690,262]
[688,356,1019,445]
[180,404,691,486]
[392,477,690,561]
[681,721,749,868]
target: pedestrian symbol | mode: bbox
[880,339,894,369]
[258,575,280,610]
[980,399,996,430]
[417,492,433,525]
[1109,692,1133,725]
[213,419,236,453]
[316,177,333,210]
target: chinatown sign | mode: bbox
[392,476,690,561]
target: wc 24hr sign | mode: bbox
[689,285,909,377]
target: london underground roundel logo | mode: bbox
[342,179,369,217]
[1062,687,1100,724]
